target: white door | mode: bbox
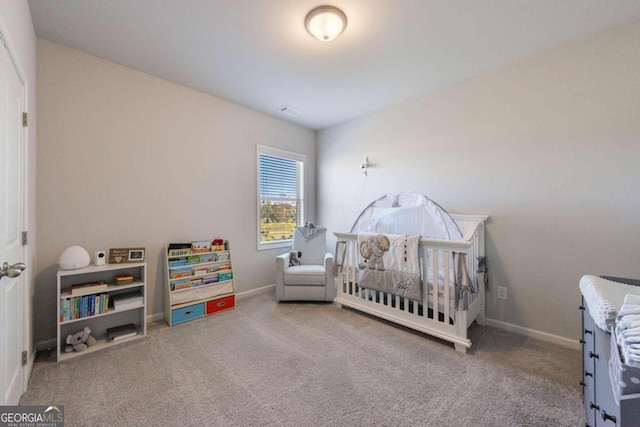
[0,35,27,405]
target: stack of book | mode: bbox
[112,291,144,311]
[60,281,111,321]
[71,281,108,296]
[106,323,138,342]
[114,274,133,285]
[60,293,109,321]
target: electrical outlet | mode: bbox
[497,286,508,300]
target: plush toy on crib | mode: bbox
[289,251,302,267]
[65,326,97,353]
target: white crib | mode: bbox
[334,214,488,354]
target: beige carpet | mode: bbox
[21,290,584,426]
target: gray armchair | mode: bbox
[275,227,334,301]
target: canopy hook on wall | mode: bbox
[361,157,371,176]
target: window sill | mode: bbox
[257,240,292,251]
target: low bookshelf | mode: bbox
[56,263,147,362]
[163,240,235,326]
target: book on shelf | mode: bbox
[199,254,214,263]
[187,255,200,264]
[60,293,110,321]
[71,281,108,296]
[191,240,211,253]
[114,274,133,285]
[106,323,138,342]
[170,266,192,279]
[112,291,144,310]
[168,259,186,268]
[168,243,191,257]
[192,266,210,276]
[173,281,192,291]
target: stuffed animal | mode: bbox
[65,326,97,353]
[289,251,302,267]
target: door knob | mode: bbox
[0,262,26,279]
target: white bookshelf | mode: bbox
[56,262,147,361]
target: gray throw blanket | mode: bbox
[296,224,326,242]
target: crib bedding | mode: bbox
[356,232,459,316]
[357,233,421,301]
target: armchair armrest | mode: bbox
[323,252,334,267]
[324,252,335,301]
[276,252,291,284]
[275,252,291,301]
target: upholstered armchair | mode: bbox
[275,227,334,301]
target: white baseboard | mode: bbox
[486,318,581,351]
[236,284,275,299]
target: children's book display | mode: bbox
[164,239,235,326]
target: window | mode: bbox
[257,145,305,250]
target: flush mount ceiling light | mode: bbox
[305,5,347,42]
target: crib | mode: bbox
[334,207,488,354]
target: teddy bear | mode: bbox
[65,326,97,353]
[289,251,302,267]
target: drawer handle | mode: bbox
[579,305,585,311]
[589,402,600,410]
[579,339,586,345]
[584,328,593,335]
[589,351,599,360]
[185,310,194,315]
[585,371,593,377]
[217,301,226,307]
[580,381,586,387]
[600,410,616,423]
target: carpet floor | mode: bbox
[21,290,584,426]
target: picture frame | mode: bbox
[128,249,145,262]
[109,247,145,264]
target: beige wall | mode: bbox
[0,1,37,357]
[35,40,316,343]
[318,22,640,343]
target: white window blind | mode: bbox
[257,146,304,249]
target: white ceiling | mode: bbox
[28,0,640,130]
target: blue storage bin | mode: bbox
[171,303,204,325]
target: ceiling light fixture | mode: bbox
[304,5,347,42]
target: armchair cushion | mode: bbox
[283,265,326,286]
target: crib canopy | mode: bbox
[350,192,462,240]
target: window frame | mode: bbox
[256,145,305,251]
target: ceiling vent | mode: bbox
[278,106,300,117]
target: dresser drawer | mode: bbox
[206,295,235,315]
[172,302,205,325]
